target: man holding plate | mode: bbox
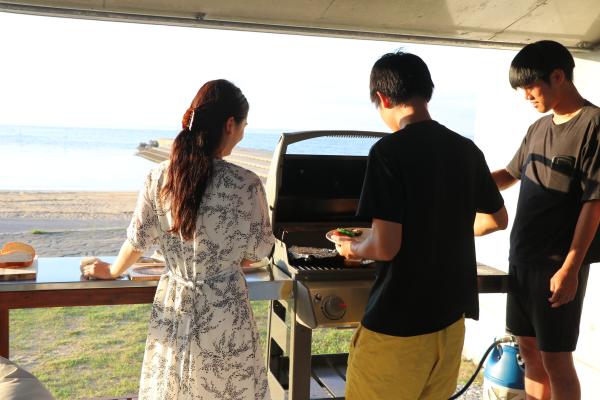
[333,51,508,400]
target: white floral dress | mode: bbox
[127,159,275,400]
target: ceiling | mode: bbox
[1,0,599,54]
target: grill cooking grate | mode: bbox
[294,264,346,271]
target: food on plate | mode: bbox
[332,228,363,238]
[0,242,36,268]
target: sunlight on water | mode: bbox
[0,126,391,191]
[1,143,155,191]
[0,125,170,191]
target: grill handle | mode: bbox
[277,130,387,147]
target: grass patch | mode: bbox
[31,229,51,234]
[11,301,481,399]
[458,358,484,387]
[11,305,150,399]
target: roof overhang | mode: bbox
[1,0,599,57]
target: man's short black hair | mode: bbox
[509,40,575,89]
[369,51,434,106]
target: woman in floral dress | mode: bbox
[83,80,274,400]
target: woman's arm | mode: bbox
[82,240,144,280]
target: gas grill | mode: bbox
[264,130,387,400]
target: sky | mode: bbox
[0,11,519,135]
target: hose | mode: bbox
[448,335,516,400]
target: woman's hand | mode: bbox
[81,259,116,280]
[241,258,270,273]
[80,241,144,280]
[241,258,256,267]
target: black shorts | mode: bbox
[506,263,590,352]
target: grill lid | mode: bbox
[265,131,387,238]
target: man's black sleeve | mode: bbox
[357,144,404,223]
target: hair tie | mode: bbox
[188,109,196,131]
[182,108,194,130]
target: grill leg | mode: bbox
[288,317,312,400]
[266,300,287,395]
[266,298,314,400]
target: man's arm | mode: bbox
[492,169,519,190]
[336,218,402,262]
[474,206,509,236]
[549,199,600,308]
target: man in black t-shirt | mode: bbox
[333,51,507,400]
[492,40,600,400]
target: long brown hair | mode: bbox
[162,79,249,240]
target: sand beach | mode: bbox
[0,191,137,257]
[0,146,273,257]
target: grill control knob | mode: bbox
[322,296,347,320]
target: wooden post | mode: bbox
[0,307,8,358]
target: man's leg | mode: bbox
[419,317,465,400]
[541,351,580,400]
[532,264,589,400]
[507,264,549,399]
[517,336,550,400]
[509,264,589,400]
[345,324,437,400]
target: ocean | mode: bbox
[0,125,385,191]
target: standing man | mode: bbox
[492,40,600,400]
[334,51,508,400]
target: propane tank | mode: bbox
[482,338,525,400]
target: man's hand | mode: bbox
[549,200,600,308]
[333,237,356,259]
[548,267,579,308]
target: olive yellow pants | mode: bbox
[345,317,465,400]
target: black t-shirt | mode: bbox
[507,101,600,268]
[358,120,504,337]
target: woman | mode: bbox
[83,80,274,400]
